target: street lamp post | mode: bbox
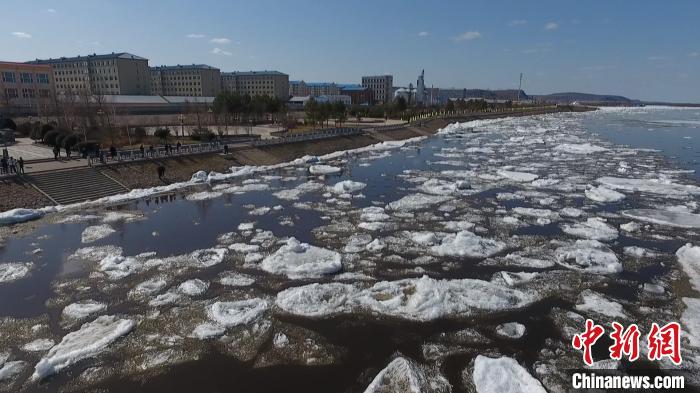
[178,114,184,139]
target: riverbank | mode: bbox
[0,105,592,212]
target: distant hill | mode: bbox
[534,92,636,105]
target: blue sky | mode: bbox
[2,0,699,102]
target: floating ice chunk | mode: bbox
[32,315,135,380]
[622,209,700,228]
[0,361,25,381]
[585,186,625,203]
[497,170,538,182]
[441,221,475,232]
[237,222,255,231]
[331,180,366,194]
[249,207,271,216]
[0,262,32,283]
[69,245,122,262]
[430,231,506,258]
[559,207,584,218]
[597,177,700,196]
[472,355,547,393]
[218,272,256,287]
[189,248,227,268]
[190,170,208,182]
[366,238,386,253]
[276,275,534,321]
[554,143,608,154]
[623,246,656,258]
[99,255,142,280]
[261,238,342,279]
[512,207,558,220]
[363,357,448,393]
[501,253,555,269]
[273,181,324,200]
[677,244,700,292]
[408,231,439,246]
[555,240,622,275]
[309,164,341,175]
[58,214,100,223]
[22,338,55,352]
[228,243,260,253]
[575,290,628,319]
[273,333,289,349]
[130,277,167,297]
[191,323,226,339]
[62,300,107,320]
[0,208,43,225]
[387,194,452,212]
[620,221,641,232]
[149,291,181,307]
[418,179,459,195]
[344,234,373,253]
[495,322,526,339]
[561,218,618,241]
[207,299,269,327]
[186,191,223,201]
[360,206,391,222]
[178,279,209,296]
[81,224,116,243]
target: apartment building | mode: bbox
[0,61,55,111]
[306,82,340,97]
[362,75,393,104]
[289,80,309,97]
[339,84,374,105]
[28,52,151,95]
[220,71,289,100]
[151,64,221,97]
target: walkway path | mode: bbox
[4,138,55,160]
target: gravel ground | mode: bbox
[0,177,53,211]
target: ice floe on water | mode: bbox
[309,164,342,175]
[622,209,700,228]
[560,218,618,241]
[0,262,32,283]
[555,240,622,274]
[553,143,608,154]
[206,299,269,329]
[470,355,547,393]
[261,238,342,279]
[585,185,625,203]
[429,231,506,258]
[597,176,700,196]
[387,194,452,212]
[32,315,135,380]
[62,300,107,321]
[497,170,538,182]
[275,275,535,321]
[495,322,526,339]
[81,224,116,243]
[363,357,449,393]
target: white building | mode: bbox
[362,75,393,104]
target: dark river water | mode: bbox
[1,107,699,393]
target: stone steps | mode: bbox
[25,167,129,205]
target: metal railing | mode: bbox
[251,127,363,147]
[89,136,258,165]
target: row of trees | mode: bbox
[212,91,286,130]
[304,99,347,127]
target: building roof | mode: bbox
[339,84,368,91]
[151,64,219,71]
[306,82,337,88]
[28,52,148,64]
[0,61,52,69]
[163,96,215,104]
[221,70,287,77]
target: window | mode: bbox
[22,88,35,99]
[39,89,50,97]
[4,88,18,98]
[38,73,50,84]
[20,73,33,83]
[2,72,15,83]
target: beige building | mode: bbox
[151,64,221,97]
[28,52,151,96]
[221,71,289,100]
[289,80,309,97]
[0,61,55,112]
[362,75,393,104]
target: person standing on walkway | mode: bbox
[18,157,24,174]
[1,157,7,174]
[176,141,181,153]
[139,144,145,158]
[9,157,16,173]
[65,145,71,158]
[53,146,60,160]
[157,165,165,180]
[224,144,229,154]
